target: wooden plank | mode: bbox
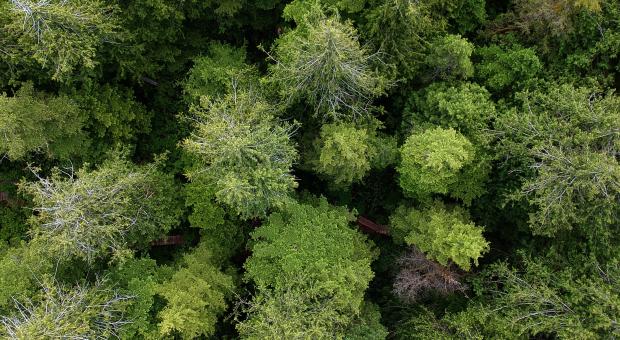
[150,235,184,246]
[356,216,390,236]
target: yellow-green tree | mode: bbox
[183,88,298,219]
[390,201,489,271]
[20,155,182,263]
[310,122,397,187]
[398,127,486,204]
[0,83,85,160]
[156,241,234,338]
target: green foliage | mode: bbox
[424,34,474,81]
[476,44,542,93]
[405,82,496,146]
[363,0,444,80]
[238,278,351,339]
[344,302,389,340]
[0,245,54,312]
[245,198,374,291]
[156,241,234,339]
[109,257,163,339]
[0,206,28,246]
[496,84,620,238]
[410,258,620,339]
[20,155,182,263]
[310,122,397,187]
[110,0,263,80]
[183,43,257,104]
[238,292,389,340]
[390,202,489,270]
[113,0,188,78]
[315,123,373,186]
[0,83,85,160]
[269,3,389,120]
[0,0,619,338]
[398,127,486,204]
[325,0,367,13]
[76,84,151,157]
[391,305,456,340]
[183,89,298,219]
[0,279,131,339]
[285,0,367,15]
[425,0,486,33]
[402,85,493,203]
[0,0,121,82]
[240,198,376,338]
[184,174,245,262]
[184,176,226,231]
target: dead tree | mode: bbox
[393,247,465,303]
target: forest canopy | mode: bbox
[1,0,619,338]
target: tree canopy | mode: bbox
[1,0,620,338]
[240,198,376,338]
[20,155,182,263]
[183,88,298,219]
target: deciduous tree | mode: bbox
[398,127,486,204]
[310,122,397,187]
[183,43,257,104]
[404,82,496,146]
[475,43,542,93]
[240,198,377,337]
[390,202,489,271]
[156,241,234,339]
[424,34,474,81]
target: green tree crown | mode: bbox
[183,88,298,219]
[390,202,489,270]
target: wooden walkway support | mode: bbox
[150,235,184,246]
[150,217,389,247]
[356,216,390,236]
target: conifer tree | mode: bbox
[0,83,85,160]
[20,155,182,263]
[183,87,298,219]
[267,2,389,121]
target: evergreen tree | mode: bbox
[0,0,121,82]
[0,83,85,160]
[0,279,131,339]
[363,0,443,80]
[20,155,182,263]
[183,87,298,219]
[496,84,620,239]
[267,2,389,121]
